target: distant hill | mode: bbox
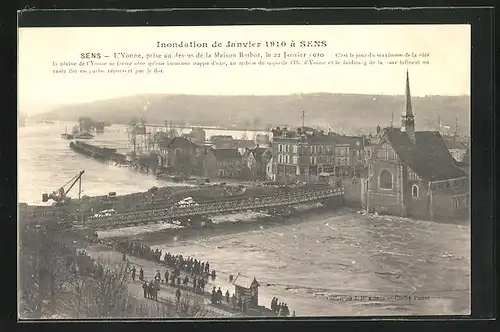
[41,93,470,135]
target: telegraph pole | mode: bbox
[302,111,305,128]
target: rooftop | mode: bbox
[384,128,467,181]
[211,148,241,159]
[233,275,260,289]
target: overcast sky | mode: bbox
[18,25,470,114]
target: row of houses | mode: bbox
[153,122,468,186]
[155,135,270,180]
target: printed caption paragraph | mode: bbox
[52,49,432,76]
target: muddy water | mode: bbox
[146,211,470,316]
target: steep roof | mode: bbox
[384,128,466,181]
[211,148,241,159]
[159,136,196,149]
[233,275,259,289]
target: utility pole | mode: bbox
[302,111,305,129]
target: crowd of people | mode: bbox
[271,297,293,317]
[110,239,295,317]
[115,240,217,281]
[211,286,250,313]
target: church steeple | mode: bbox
[401,69,415,143]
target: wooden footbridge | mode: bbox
[89,186,344,230]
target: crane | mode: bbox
[42,170,85,205]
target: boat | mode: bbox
[73,132,94,139]
[69,141,117,160]
[37,116,54,124]
[61,125,74,139]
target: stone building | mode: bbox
[157,136,201,175]
[203,148,243,178]
[268,126,364,183]
[361,71,469,221]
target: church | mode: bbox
[361,71,469,221]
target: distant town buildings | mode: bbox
[361,70,469,221]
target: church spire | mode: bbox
[401,69,415,143]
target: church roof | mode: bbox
[384,128,466,181]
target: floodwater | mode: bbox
[17,122,265,204]
[18,123,470,317]
[146,210,470,316]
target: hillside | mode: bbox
[41,93,470,135]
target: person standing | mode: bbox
[164,270,169,284]
[211,287,216,304]
[231,294,237,309]
[148,281,154,299]
[225,290,230,303]
[142,281,148,298]
[176,288,181,304]
[139,268,144,282]
[131,266,136,282]
[216,287,223,304]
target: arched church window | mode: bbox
[412,184,419,198]
[379,170,393,189]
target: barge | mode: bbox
[73,132,94,139]
[70,140,123,161]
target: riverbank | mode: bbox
[82,243,276,318]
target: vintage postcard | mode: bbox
[18,24,471,319]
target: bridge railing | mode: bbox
[89,187,344,227]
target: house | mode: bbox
[243,147,268,179]
[157,136,199,174]
[361,70,469,221]
[269,126,364,183]
[232,274,260,309]
[207,148,242,177]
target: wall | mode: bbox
[406,181,430,220]
[203,152,218,178]
[430,191,453,221]
[342,178,362,208]
[367,159,402,216]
